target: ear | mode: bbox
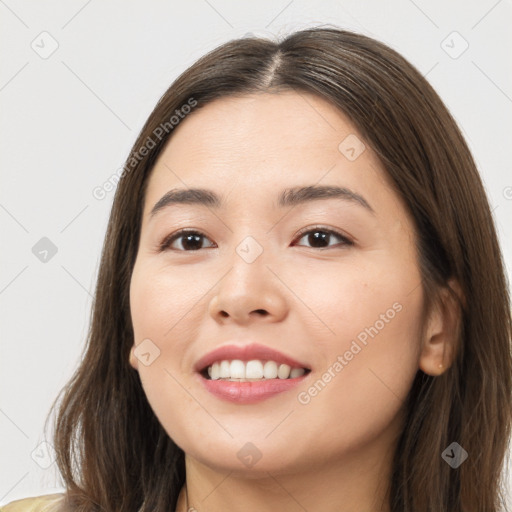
[129,344,139,371]
[418,278,463,376]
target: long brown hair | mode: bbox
[46,27,512,511]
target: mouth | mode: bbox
[200,359,311,381]
[194,343,312,403]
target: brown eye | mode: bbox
[159,230,215,251]
[294,227,353,249]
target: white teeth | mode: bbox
[211,362,220,380]
[277,364,291,379]
[230,360,245,379]
[263,360,278,379]
[205,359,307,380]
[245,360,263,379]
[219,360,230,379]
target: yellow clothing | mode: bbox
[0,494,65,512]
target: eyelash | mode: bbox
[158,226,354,252]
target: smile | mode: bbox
[204,359,308,381]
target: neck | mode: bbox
[175,431,398,512]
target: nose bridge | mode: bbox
[224,232,271,301]
[234,233,267,266]
[209,232,288,324]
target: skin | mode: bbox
[129,91,458,512]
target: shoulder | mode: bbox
[1,493,66,512]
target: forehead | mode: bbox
[143,91,392,215]
[161,91,360,162]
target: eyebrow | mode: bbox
[149,185,374,219]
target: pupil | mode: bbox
[183,234,202,250]
[309,231,329,248]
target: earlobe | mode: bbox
[418,279,463,376]
[129,345,139,371]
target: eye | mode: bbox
[159,230,215,252]
[159,226,353,252]
[292,226,353,249]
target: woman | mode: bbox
[3,27,511,512]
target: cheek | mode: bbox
[130,261,205,346]
[129,266,194,446]
[129,261,217,438]
[292,258,423,447]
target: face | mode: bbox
[129,91,427,476]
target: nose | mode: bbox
[208,250,288,326]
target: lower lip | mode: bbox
[198,373,309,404]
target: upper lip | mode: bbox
[194,343,310,373]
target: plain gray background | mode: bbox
[1,0,511,506]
